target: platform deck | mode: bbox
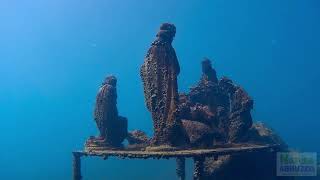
[72,143,280,180]
[76,143,279,159]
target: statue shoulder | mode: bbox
[98,84,117,99]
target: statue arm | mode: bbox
[94,85,117,120]
[172,49,180,74]
[94,87,105,122]
[175,58,180,75]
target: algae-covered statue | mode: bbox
[78,23,289,180]
[87,76,127,148]
[140,23,188,146]
[177,58,254,147]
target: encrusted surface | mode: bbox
[177,58,254,145]
[127,130,150,145]
[181,119,214,147]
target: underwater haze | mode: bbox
[0,0,319,179]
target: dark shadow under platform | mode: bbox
[72,143,280,180]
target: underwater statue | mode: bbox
[140,23,187,146]
[201,58,218,83]
[228,85,253,142]
[178,58,226,147]
[219,77,253,142]
[76,23,290,180]
[190,58,230,111]
[92,76,127,147]
[178,58,254,146]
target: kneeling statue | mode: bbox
[88,76,127,148]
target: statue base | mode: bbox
[85,136,123,151]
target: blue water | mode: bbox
[0,0,319,179]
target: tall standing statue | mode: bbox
[92,76,127,147]
[140,23,187,146]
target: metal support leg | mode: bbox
[73,152,82,180]
[176,157,185,180]
[193,156,205,180]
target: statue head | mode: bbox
[103,75,117,87]
[202,58,213,75]
[156,23,176,43]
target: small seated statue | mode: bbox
[87,76,127,149]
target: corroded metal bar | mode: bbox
[176,157,185,180]
[193,156,205,180]
[82,144,279,159]
[73,152,82,180]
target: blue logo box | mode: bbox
[277,152,317,176]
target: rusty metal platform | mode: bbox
[72,143,280,180]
